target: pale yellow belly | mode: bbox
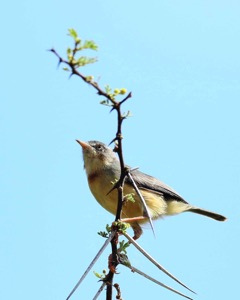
[88,177,168,224]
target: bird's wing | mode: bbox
[127,168,188,203]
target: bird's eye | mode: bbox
[95,144,103,151]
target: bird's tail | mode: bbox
[188,207,227,221]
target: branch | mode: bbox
[50,48,117,103]
[104,88,132,300]
[51,34,133,299]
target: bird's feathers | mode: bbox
[128,169,187,203]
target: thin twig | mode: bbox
[52,47,132,300]
[66,231,116,300]
[103,77,131,300]
[50,48,117,103]
[122,232,196,294]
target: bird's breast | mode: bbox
[87,170,168,221]
[87,170,121,215]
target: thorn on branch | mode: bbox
[69,72,74,79]
[110,101,119,113]
[48,48,56,53]
[108,137,118,147]
[119,92,132,105]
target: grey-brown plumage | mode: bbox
[77,140,227,239]
[127,168,226,222]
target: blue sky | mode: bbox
[1,1,240,299]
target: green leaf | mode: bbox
[122,110,133,119]
[106,224,112,233]
[93,271,103,279]
[118,240,130,254]
[75,56,97,67]
[67,48,72,54]
[97,231,109,238]
[100,99,112,106]
[105,84,112,94]
[112,221,130,234]
[68,28,78,39]
[124,192,135,202]
[82,40,98,51]
[110,178,118,185]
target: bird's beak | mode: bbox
[76,140,90,149]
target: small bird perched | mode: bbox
[77,140,226,239]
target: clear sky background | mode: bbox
[1,1,240,299]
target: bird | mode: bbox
[77,140,227,239]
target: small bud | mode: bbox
[119,88,127,95]
[86,75,94,82]
[75,37,81,44]
[114,88,120,95]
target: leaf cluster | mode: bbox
[98,224,112,238]
[100,86,128,106]
[64,28,98,70]
[93,269,107,280]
